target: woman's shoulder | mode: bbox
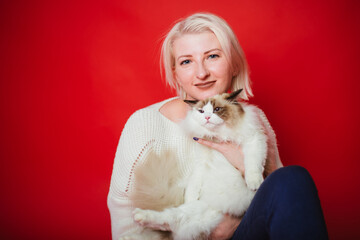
[127,97,176,121]
[241,102,268,119]
[240,102,264,120]
[122,97,179,132]
[144,97,179,111]
[159,98,189,123]
[241,103,275,133]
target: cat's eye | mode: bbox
[198,109,204,113]
[214,107,221,112]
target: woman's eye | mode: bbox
[208,54,219,59]
[214,107,221,112]
[198,109,204,113]
[180,59,191,65]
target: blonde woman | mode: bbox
[108,13,328,240]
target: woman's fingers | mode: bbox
[209,214,241,240]
[194,137,245,174]
[195,137,238,154]
[195,138,224,152]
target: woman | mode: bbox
[108,13,328,239]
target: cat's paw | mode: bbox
[133,208,170,231]
[133,208,152,226]
[245,171,264,191]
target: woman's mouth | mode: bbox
[195,80,216,89]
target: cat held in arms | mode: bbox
[123,89,269,240]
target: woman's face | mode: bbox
[172,32,233,101]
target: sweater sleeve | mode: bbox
[107,109,156,239]
[256,108,283,169]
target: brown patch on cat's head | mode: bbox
[210,92,245,127]
[185,98,209,111]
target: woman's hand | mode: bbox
[195,137,279,177]
[194,137,245,176]
[209,214,241,240]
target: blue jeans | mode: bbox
[231,166,328,240]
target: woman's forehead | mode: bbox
[172,32,222,57]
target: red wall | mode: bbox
[1,0,359,239]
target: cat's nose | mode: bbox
[205,116,210,120]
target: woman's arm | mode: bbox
[108,110,156,239]
[195,108,282,239]
[256,108,283,170]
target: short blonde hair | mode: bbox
[161,13,253,100]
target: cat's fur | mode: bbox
[122,89,267,240]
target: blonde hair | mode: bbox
[161,13,253,100]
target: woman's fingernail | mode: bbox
[193,137,199,141]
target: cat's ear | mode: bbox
[184,100,199,106]
[226,89,243,101]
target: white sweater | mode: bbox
[107,98,282,240]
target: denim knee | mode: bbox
[270,165,312,183]
[265,165,317,195]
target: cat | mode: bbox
[122,89,267,240]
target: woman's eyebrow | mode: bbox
[177,54,192,60]
[204,48,222,54]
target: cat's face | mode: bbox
[191,99,226,128]
[185,89,244,130]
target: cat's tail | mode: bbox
[129,149,185,211]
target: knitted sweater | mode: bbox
[107,98,283,239]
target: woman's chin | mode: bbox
[186,86,229,100]
[196,91,223,100]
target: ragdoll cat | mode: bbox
[122,89,267,240]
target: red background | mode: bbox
[1,0,359,239]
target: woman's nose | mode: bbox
[196,62,209,79]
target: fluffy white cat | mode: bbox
[121,89,267,240]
